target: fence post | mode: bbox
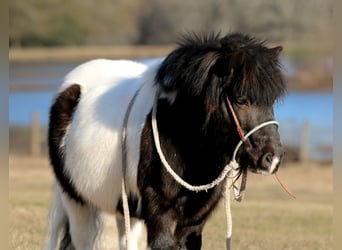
[300,121,311,162]
[30,111,41,157]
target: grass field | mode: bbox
[9,155,332,250]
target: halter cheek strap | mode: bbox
[225,95,247,142]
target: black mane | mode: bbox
[156,32,286,110]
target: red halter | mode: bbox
[225,95,247,142]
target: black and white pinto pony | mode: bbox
[45,33,286,250]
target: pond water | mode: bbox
[9,60,332,161]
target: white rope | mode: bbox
[121,87,143,250]
[152,89,279,191]
[121,180,132,250]
[225,174,233,250]
[151,89,280,249]
[121,87,280,250]
[152,89,239,192]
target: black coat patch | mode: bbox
[48,84,85,204]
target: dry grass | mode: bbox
[9,155,332,250]
[202,162,333,250]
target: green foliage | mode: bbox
[39,14,85,46]
[10,0,86,46]
[11,15,85,47]
[9,0,332,47]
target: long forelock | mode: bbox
[157,32,286,111]
[231,56,286,106]
[177,32,286,106]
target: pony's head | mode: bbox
[155,32,286,175]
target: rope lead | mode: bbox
[121,87,280,250]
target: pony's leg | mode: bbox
[61,193,103,250]
[174,221,206,250]
[141,187,176,250]
[45,183,68,250]
[144,211,175,250]
[116,216,143,250]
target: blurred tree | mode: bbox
[69,0,142,44]
[9,0,141,47]
[9,0,332,47]
[10,0,86,46]
[138,0,332,44]
[137,0,229,44]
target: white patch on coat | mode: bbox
[269,156,280,174]
[61,59,161,213]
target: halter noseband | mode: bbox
[225,95,279,164]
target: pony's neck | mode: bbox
[155,96,234,177]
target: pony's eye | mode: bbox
[236,97,249,105]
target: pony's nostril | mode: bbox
[266,154,273,164]
[260,152,281,174]
[262,153,273,168]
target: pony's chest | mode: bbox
[172,185,224,223]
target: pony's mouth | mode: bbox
[238,152,281,176]
[252,156,280,175]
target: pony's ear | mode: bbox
[212,50,245,78]
[229,50,246,70]
[269,46,283,58]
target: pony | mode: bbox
[45,32,286,250]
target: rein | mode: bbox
[121,87,280,250]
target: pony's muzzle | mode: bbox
[258,146,284,175]
[260,153,280,174]
[232,120,284,176]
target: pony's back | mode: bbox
[59,59,147,93]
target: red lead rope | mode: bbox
[275,172,296,198]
